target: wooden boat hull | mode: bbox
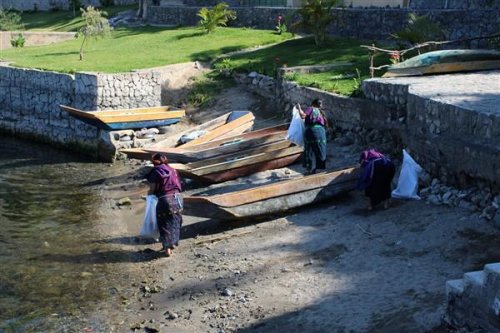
[146,124,289,163]
[120,111,255,159]
[60,105,186,130]
[383,49,500,78]
[171,142,303,183]
[183,167,360,220]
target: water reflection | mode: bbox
[0,136,118,332]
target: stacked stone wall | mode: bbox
[0,65,161,161]
[409,0,500,9]
[234,68,499,190]
[0,0,137,11]
[147,6,498,43]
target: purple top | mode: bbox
[357,149,390,190]
[147,164,182,197]
[304,107,326,127]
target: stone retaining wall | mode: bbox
[409,0,500,9]
[0,65,161,161]
[0,31,76,51]
[234,68,499,191]
[147,6,498,43]
[0,0,137,11]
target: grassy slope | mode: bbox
[20,5,137,32]
[218,36,389,96]
[0,27,292,73]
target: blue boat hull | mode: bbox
[74,117,182,131]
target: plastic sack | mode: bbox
[391,149,423,200]
[140,195,159,238]
[286,106,305,146]
[179,130,207,144]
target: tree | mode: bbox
[69,0,82,18]
[296,0,338,46]
[78,6,111,61]
[197,2,236,34]
[391,13,447,52]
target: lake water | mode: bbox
[0,136,124,332]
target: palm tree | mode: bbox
[296,0,338,46]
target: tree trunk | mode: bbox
[79,35,87,61]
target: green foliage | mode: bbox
[0,9,24,31]
[212,57,233,76]
[295,0,338,46]
[197,2,236,34]
[10,33,26,47]
[187,72,232,107]
[275,15,287,35]
[351,68,363,97]
[391,13,446,48]
[78,6,111,60]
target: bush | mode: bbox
[197,2,236,34]
[295,0,338,46]
[391,13,447,48]
[10,33,26,47]
[0,9,24,31]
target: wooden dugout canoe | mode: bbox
[60,105,185,130]
[145,123,289,163]
[383,49,500,78]
[170,141,303,183]
[183,166,360,220]
[120,111,255,160]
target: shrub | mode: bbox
[10,33,26,47]
[197,2,236,34]
[0,9,24,31]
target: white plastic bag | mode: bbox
[286,106,305,146]
[179,130,207,144]
[140,195,159,238]
[392,149,423,200]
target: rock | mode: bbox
[165,310,178,320]
[116,197,132,206]
[493,212,500,229]
[428,194,441,205]
[221,288,233,297]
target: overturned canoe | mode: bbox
[171,141,303,183]
[60,105,186,130]
[120,111,255,160]
[383,49,500,78]
[183,166,360,220]
[146,123,289,163]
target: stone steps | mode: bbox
[445,262,500,332]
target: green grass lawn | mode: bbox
[20,5,137,32]
[0,27,293,73]
[214,36,390,96]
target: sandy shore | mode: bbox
[85,86,500,333]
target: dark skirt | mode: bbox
[304,125,327,173]
[365,159,396,206]
[156,196,182,250]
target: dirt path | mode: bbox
[87,85,500,333]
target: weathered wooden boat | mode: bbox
[183,166,360,220]
[145,123,289,163]
[59,105,186,131]
[120,111,255,160]
[171,141,303,183]
[383,49,500,77]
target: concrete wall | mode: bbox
[446,263,500,332]
[0,0,137,11]
[0,31,76,50]
[146,6,499,42]
[0,65,161,161]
